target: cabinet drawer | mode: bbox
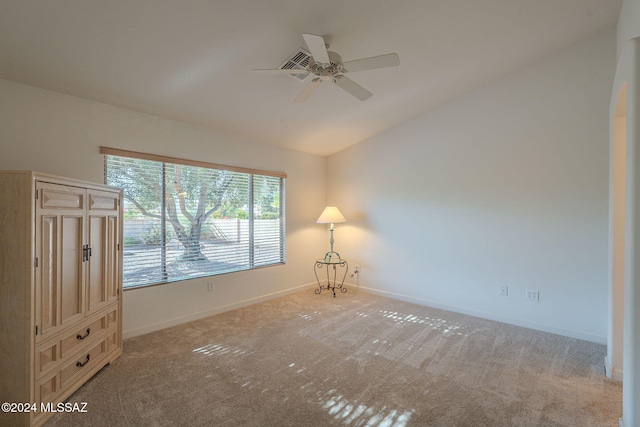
[60,339,108,389]
[60,316,106,359]
[32,336,110,427]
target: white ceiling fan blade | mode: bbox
[333,76,372,101]
[342,53,400,73]
[294,79,322,103]
[252,68,309,75]
[302,34,330,64]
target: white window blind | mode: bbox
[102,148,286,289]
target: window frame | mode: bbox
[101,147,287,290]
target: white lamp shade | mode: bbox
[316,206,347,224]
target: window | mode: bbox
[102,147,286,289]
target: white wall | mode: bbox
[327,29,616,343]
[0,78,327,337]
[617,0,640,57]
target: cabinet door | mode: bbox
[86,189,120,316]
[35,182,86,340]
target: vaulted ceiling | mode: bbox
[0,1,621,156]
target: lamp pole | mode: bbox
[325,222,341,261]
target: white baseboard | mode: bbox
[604,356,624,382]
[351,284,606,344]
[123,282,316,339]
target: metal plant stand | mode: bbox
[314,257,348,297]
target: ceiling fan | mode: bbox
[253,34,400,102]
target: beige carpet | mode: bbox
[47,288,621,426]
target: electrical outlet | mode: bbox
[499,286,508,296]
[350,265,361,278]
[525,288,539,301]
[207,281,215,292]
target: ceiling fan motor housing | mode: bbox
[310,51,344,80]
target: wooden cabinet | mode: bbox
[0,171,123,427]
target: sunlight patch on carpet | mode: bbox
[192,343,253,357]
[297,310,323,321]
[376,309,465,335]
[318,389,414,426]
